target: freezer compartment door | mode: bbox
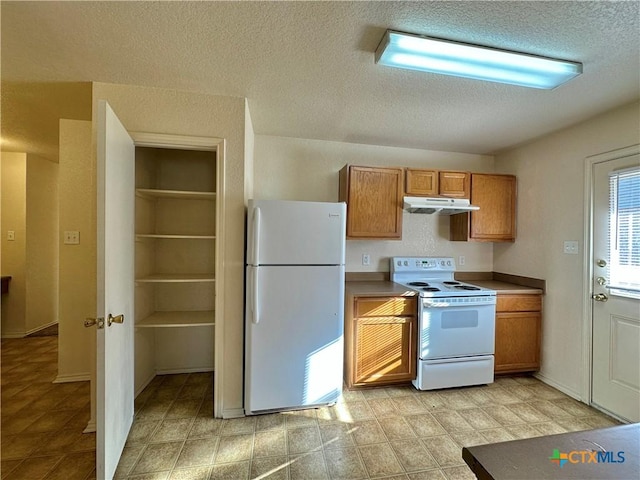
[245,265,345,414]
[247,199,346,266]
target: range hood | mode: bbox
[404,196,480,215]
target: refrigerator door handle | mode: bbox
[252,267,259,324]
[253,207,261,265]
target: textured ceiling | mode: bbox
[2,1,639,158]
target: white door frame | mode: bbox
[131,132,226,418]
[581,143,640,410]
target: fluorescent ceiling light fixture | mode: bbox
[375,30,582,89]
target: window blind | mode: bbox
[608,166,640,297]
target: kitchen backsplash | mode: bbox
[345,212,494,272]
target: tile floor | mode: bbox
[1,336,95,480]
[2,336,620,480]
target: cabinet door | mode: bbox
[494,311,541,373]
[450,173,516,242]
[406,169,438,196]
[439,171,470,198]
[340,166,403,239]
[353,316,417,385]
[470,174,516,241]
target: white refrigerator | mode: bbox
[244,199,346,414]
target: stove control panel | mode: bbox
[391,257,456,273]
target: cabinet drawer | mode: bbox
[496,294,541,312]
[355,297,417,317]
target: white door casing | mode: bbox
[96,101,135,479]
[589,147,640,422]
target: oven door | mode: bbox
[419,297,496,359]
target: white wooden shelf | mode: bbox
[136,274,215,283]
[136,234,216,240]
[136,188,216,200]
[136,310,215,328]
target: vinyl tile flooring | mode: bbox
[1,336,95,480]
[2,336,621,480]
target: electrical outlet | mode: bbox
[458,255,465,266]
[563,240,579,255]
[64,231,80,245]
[7,231,15,241]
[362,254,371,266]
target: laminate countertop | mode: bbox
[345,281,418,297]
[346,280,541,297]
[465,280,543,295]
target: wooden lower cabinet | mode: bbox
[494,294,542,374]
[345,296,417,387]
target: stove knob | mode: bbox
[403,261,408,266]
[397,260,402,266]
[447,260,452,266]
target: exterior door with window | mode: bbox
[591,150,640,422]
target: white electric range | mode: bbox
[391,257,497,390]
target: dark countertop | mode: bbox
[463,423,639,480]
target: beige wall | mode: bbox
[25,154,59,333]
[494,100,640,398]
[253,135,496,272]
[1,151,58,337]
[91,82,249,417]
[1,152,27,336]
[57,119,95,382]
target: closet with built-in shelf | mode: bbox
[134,146,216,394]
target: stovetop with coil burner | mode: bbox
[391,257,496,298]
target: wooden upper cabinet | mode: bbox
[405,169,470,198]
[439,171,470,198]
[405,169,438,196]
[339,165,403,239]
[450,173,517,242]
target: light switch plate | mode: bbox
[563,240,579,254]
[64,231,80,245]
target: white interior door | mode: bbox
[96,101,135,478]
[592,151,640,422]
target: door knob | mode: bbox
[108,313,125,326]
[84,317,105,329]
[592,293,608,302]
[596,259,607,267]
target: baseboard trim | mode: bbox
[534,371,582,401]
[155,367,214,375]
[53,373,90,384]
[1,332,26,339]
[83,420,96,434]
[222,408,245,419]
[26,321,58,336]
[135,372,157,398]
